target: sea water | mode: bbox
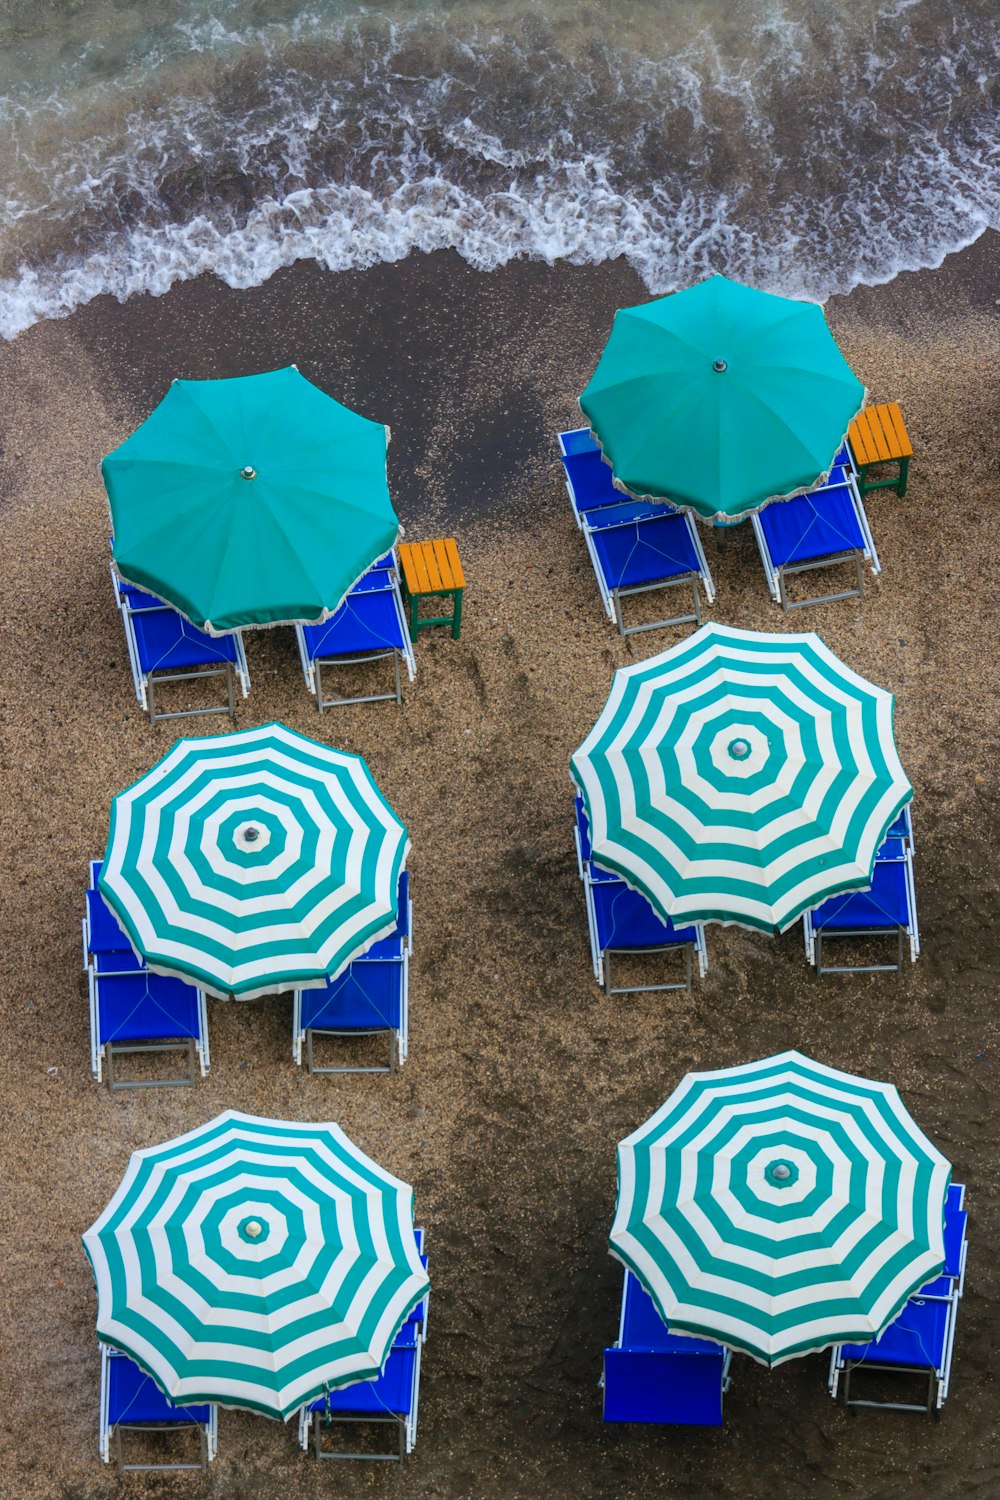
[0,0,997,338]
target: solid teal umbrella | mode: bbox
[580,275,865,524]
[103,366,399,634]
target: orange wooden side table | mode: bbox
[397,538,465,640]
[848,402,913,498]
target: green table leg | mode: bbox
[451,589,463,640]
[857,457,910,498]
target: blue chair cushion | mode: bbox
[592,879,697,951]
[575,795,593,863]
[92,948,146,975]
[308,1344,417,1417]
[402,1254,429,1328]
[107,1353,211,1426]
[585,499,674,528]
[838,1296,949,1371]
[758,482,865,567]
[562,450,621,514]
[349,557,395,594]
[921,1185,966,1295]
[364,871,409,958]
[86,888,132,954]
[621,1274,723,1356]
[589,513,699,591]
[300,961,403,1034]
[603,1347,724,1425]
[884,806,912,841]
[121,582,169,610]
[301,590,405,660]
[559,428,599,457]
[132,610,240,674]
[95,972,201,1046]
[811,859,911,933]
[575,799,621,886]
[875,837,907,863]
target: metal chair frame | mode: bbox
[84,912,210,1087]
[752,461,882,612]
[297,1336,422,1461]
[295,564,416,710]
[803,841,919,975]
[574,823,707,995]
[292,889,412,1074]
[99,1345,217,1471]
[558,428,715,637]
[112,567,249,724]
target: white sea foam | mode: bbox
[0,0,997,338]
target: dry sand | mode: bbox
[0,237,998,1499]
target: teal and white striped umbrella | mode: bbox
[100,722,408,999]
[610,1051,950,1367]
[570,623,911,933]
[83,1111,429,1420]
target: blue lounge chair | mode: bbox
[292,872,411,1073]
[558,430,715,638]
[803,821,919,974]
[99,1345,217,1470]
[752,451,881,609]
[295,554,416,710]
[84,866,209,1088]
[603,1270,731,1426]
[828,1183,967,1412]
[112,569,250,725]
[574,797,707,994]
[298,1227,427,1461]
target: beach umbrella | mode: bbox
[103,365,398,634]
[580,275,865,524]
[99,721,408,1000]
[610,1050,951,1366]
[570,623,911,933]
[83,1110,429,1420]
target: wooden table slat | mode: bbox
[883,401,913,458]
[442,537,466,590]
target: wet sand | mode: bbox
[0,235,998,1499]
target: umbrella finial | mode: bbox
[712,358,727,373]
[245,1220,263,1239]
[240,465,257,480]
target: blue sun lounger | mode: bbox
[603,1270,732,1426]
[112,570,250,724]
[292,872,411,1072]
[829,1183,967,1412]
[100,1345,217,1470]
[803,812,919,974]
[295,553,416,709]
[752,451,881,609]
[574,796,707,994]
[298,1227,427,1461]
[84,863,209,1088]
[558,429,715,638]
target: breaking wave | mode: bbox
[0,0,997,338]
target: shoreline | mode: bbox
[0,233,998,1499]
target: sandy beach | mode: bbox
[0,233,998,1498]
